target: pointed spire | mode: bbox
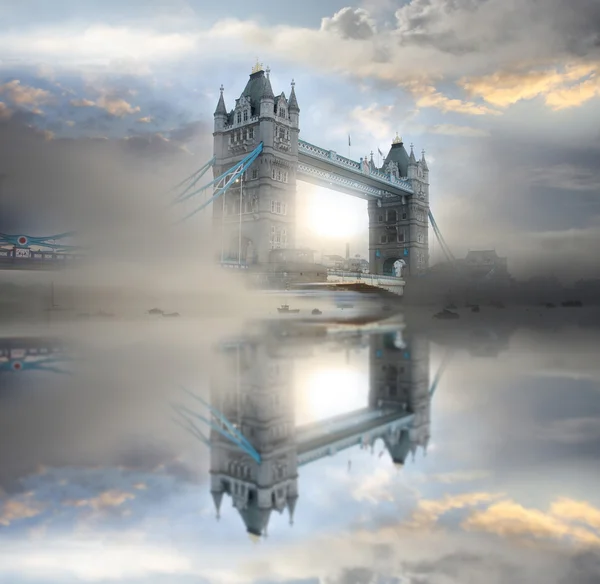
[287,493,298,526]
[421,148,429,170]
[261,73,274,100]
[289,79,299,112]
[409,143,417,164]
[214,84,227,116]
[266,66,270,79]
[211,490,223,518]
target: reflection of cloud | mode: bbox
[0,101,12,120]
[0,80,53,111]
[0,493,45,526]
[463,499,600,548]
[427,470,491,484]
[407,492,503,529]
[351,468,395,504]
[136,116,153,123]
[534,417,600,445]
[65,489,135,512]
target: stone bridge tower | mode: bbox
[209,340,299,537]
[368,135,430,277]
[368,329,431,465]
[212,63,299,265]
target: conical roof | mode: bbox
[214,88,227,117]
[240,69,274,116]
[383,135,410,177]
[288,82,299,112]
[383,430,411,464]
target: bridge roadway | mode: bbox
[297,140,413,200]
[0,337,66,358]
[296,406,414,467]
[0,248,81,271]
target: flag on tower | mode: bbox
[378,147,384,157]
[348,135,351,147]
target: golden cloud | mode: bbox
[65,489,135,511]
[69,96,141,117]
[0,101,12,120]
[461,62,600,110]
[463,499,600,548]
[407,491,504,529]
[0,495,45,526]
[0,80,53,109]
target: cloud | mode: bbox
[463,499,600,548]
[65,489,135,512]
[0,80,53,113]
[69,94,141,117]
[404,81,502,116]
[0,494,45,527]
[407,492,504,529]
[70,98,96,107]
[137,115,153,123]
[461,62,600,110]
[426,124,490,137]
[321,7,377,40]
[550,498,600,532]
[0,25,199,67]
[0,102,12,120]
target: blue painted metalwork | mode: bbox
[429,350,452,397]
[173,142,264,222]
[0,231,78,252]
[0,355,72,374]
[174,387,262,464]
[171,156,216,202]
[428,210,455,262]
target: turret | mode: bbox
[214,84,228,132]
[288,79,299,129]
[408,143,417,179]
[259,65,275,119]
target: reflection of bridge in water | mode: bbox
[176,322,434,538]
[0,337,70,373]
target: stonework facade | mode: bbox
[368,136,430,277]
[212,66,299,265]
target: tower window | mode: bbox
[251,168,258,180]
[249,127,254,139]
[398,232,405,242]
[402,212,407,220]
[380,235,387,244]
[243,110,248,121]
[388,210,397,222]
[236,112,241,124]
[272,168,276,180]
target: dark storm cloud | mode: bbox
[321,7,377,40]
[395,0,600,60]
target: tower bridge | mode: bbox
[174,322,437,537]
[174,62,432,279]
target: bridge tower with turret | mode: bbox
[212,63,300,265]
[368,135,430,277]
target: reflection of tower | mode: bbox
[209,341,298,536]
[369,332,431,465]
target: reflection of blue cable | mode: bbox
[0,231,78,252]
[0,355,72,374]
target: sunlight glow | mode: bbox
[305,188,366,240]
[296,366,368,425]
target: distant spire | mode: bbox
[266,66,271,79]
[211,490,223,517]
[421,148,429,170]
[289,79,299,112]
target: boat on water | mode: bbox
[277,304,300,314]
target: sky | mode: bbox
[0,0,599,280]
[1,316,600,583]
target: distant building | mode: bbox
[321,254,345,269]
[456,250,509,281]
